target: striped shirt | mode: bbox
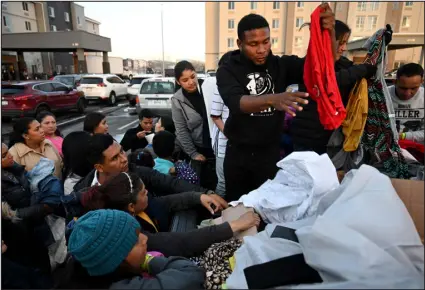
[210,83,229,158]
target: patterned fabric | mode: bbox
[175,160,200,185]
[190,238,242,290]
[361,29,409,178]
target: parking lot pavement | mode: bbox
[60,105,140,141]
[1,99,128,137]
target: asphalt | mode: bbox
[1,100,133,144]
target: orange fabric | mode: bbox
[303,6,346,130]
[342,79,369,152]
[137,212,159,233]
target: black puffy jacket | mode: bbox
[291,57,377,153]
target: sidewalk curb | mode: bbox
[1,104,128,139]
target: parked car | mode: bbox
[127,74,162,114]
[53,74,84,89]
[1,80,86,118]
[77,74,128,105]
[136,77,175,117]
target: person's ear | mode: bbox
[176,80,181,86]
[22,133,29,140]
[128,203,135,215]
[237,39,242,49]
[94,163,103,173]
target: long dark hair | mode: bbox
[62,131,93,179]
[300,20,351,42]
[8,117,36,148]
[36,111,62,137]
[81,172,143,213]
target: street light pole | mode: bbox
[161,4,165,76]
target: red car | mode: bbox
[1,80,87,118]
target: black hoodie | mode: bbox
[216,50,304,147]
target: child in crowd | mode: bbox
[67,209,205,289]
[128,148,155,168]
[152,131,199,184]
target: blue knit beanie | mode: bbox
[68,209,140,276]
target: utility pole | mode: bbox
[161,4,165,77]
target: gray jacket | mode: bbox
[171,88,204,159]
[110,256,205,289]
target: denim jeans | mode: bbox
[215,156,225,197]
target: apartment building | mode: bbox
[205,1,424,71]
[1,1,44,76]
[336,1,424,69]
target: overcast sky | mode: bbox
[77,2,205,61]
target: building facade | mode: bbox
[1,1,44,78]
[205,1,424,71]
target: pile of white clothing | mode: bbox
[230,152,339,224]
[226,165,424,289]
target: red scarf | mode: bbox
[303,6,346,130]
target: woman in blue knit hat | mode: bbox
[67,209,205,289]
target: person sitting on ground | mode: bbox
[153,131,199,184]
[36,111,64,157]
[8,117,63,179]
[128,148,155,168]
[1,143,52,273]
[83,112,109,135]
[121,109,155,152]
[67,209,205,289]
[80,172,260,257]
[388,63,424,144]
[62,131,93,195]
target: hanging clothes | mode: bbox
[342,79,369,152]
[303,6,346,130]
[190,238,242,290]
[361,29,409,178]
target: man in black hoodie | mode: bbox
[120,109,155,152]
[216,3,336,202]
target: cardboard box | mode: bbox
[338,171,424,241]
[214,204,258,240]
[391,179,424,241]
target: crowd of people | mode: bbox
[2,2,424,289]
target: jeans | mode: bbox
[215,156,226,197]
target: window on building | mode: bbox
[296,17,304,28]
[394,61,406,69]
[273,2,280,10]
[77,16,80,25]
[50,24,57,31]
[356,2,367,11]
[3,15,7,26]
[272,19,279,29]
[405,2,413,7]
[48,6,55,18]
[367,16,377,30]
[402,16,411,27]
[272,38,278,49]
[25,21,31,31]
[228,2,235,10]
[295,37,303,47]
[356,16,365,31]
[228,19,234,29]
[64,12,70,22]
[227,37,234,48]
[392,2,399,10]
[297,2,304,8]
[22,2,29,11]
[250,2,257,10]
[370,2,379,10]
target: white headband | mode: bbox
[123,172,133,192]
